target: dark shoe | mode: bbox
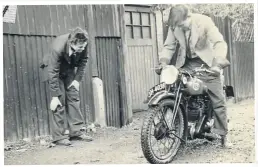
[221,135,233,148]
[55,139,71,146]
[204,132,220,141]
[70,134,93,142]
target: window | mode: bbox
[125,11,151,39]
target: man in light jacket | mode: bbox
[159,5,232,148]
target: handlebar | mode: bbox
[194,68,215,74]
[153,65,215,76]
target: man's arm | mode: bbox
[159,27,178,65]
[48,49,61,97]
[74,46,88,82]
[205,17,230,68]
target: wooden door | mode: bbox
[125,5,159,111]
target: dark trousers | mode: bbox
[49,75,85,142]
[182,58,228,136]
[202,76,228,136]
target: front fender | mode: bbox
[147,91,176,106]
[147,93,189,142]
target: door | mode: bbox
[125,5,159,111]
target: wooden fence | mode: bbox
[211,16,254,102]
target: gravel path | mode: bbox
[4,99,255,164]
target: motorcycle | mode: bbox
[140,65,234,164]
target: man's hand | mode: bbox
[155,62,167,75]
[67,80,80,91]
[160,61,167,69]
[209,66,222,77]
[50,97,62,111]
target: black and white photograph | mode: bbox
[2,0,256,165]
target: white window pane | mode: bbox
[141,13,150,26]
[132,12,140,25]
[125,12,131,25]
[143,27,151,38]
[133,27,141,38]
[126,26,133,38]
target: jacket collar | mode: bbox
[63,42,72,64]
[173,13,199,48]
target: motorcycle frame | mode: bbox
[147,81,189,143]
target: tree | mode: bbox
[152,4,254,23]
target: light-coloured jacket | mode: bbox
[160,13,229,68]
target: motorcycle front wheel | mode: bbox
[141,99,184,164]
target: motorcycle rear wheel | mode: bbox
[141,99,185,164]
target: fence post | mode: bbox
[224,16,237,103]
[118,5,133,126]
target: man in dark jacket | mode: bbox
[41,27,93,146]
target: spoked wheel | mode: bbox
[141,99,185,164]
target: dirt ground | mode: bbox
[4,99,256,165]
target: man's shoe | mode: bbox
[221,135,233,148]
[55,139,71,146]
[204,132,221,141]
[70,134,93,142]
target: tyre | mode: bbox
[141,99,185,164]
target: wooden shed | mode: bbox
[3,5,132,142]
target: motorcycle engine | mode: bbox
[187,96,205,122]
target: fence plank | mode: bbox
[31,36,42,136]
[4,35,17,141]
[118,6,133,125]
[233,42,254,101]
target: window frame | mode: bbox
[125,11,152,39]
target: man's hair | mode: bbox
[168,5,189,27]
[68,27,89,44]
